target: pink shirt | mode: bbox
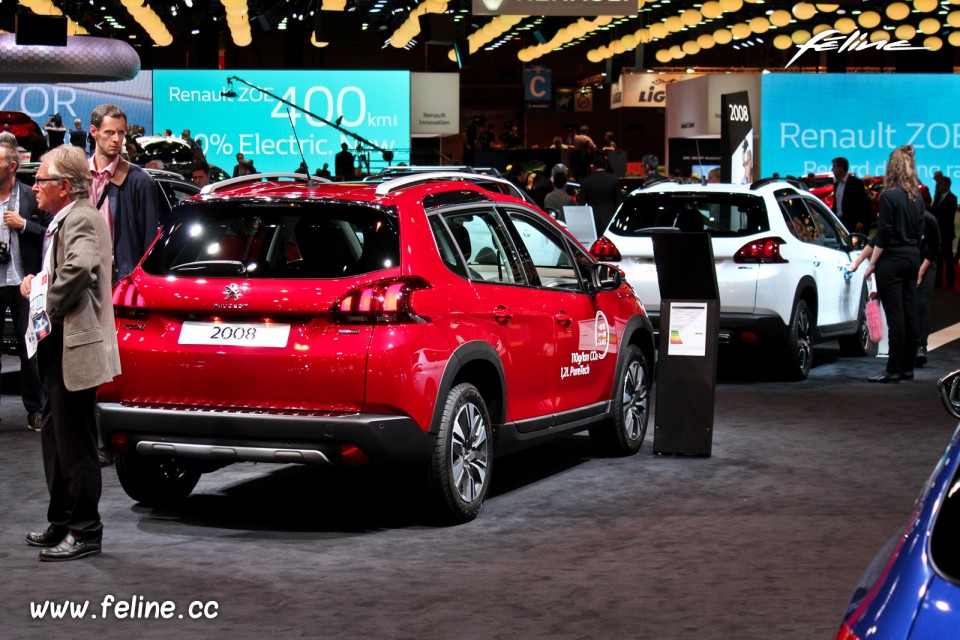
[89,154,119,239]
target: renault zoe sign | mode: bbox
[473,0,637,16]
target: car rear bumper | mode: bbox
[97,403,436,466]
[648,311,788,344]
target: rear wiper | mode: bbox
[169,260,247,274]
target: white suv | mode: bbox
[590,178,872,380]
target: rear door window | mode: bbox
[141,201,400,278]
[437,209,525,284]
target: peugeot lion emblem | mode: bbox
[223,283,242,301]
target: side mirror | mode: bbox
[850,233,870,250]
[592,262,622,291]
[938,370,960,420]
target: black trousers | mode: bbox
[917,261,935,350]
[38,325,102,541]
[936,243,955,289]
[0,284,44,418]
[875,246,920,375]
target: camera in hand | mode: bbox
[0,241,11,264]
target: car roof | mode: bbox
[627,177,808,196]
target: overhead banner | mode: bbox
[610,72,695,109]
[0,71,153,136]
[720,91,753,184]
[411,72,459,136]
[524,66,551,111]
[473,0,638,16]
[153,70,410,175]
[761,74,960,181]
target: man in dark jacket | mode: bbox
[0,142,52,431]
[87,104,160,284]
[831,157,871,233]
[930,174,957,289]
[579,158,621,235]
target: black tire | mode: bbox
[427,383,493,524]
[783,298,813,380]
[115,453,201,507]
[838,288,875,357]
[590,345,651,455]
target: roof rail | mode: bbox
[374,171,519,197]
[200,172,330,195]
[749,176,808,192]
[378,165,477,176]
[635,175,678,190]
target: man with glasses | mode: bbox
[0,143,51,432]
[22,144,121,561]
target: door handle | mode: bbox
[555,310,572,327]
[493,304,512,324]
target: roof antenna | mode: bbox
[286,107,313,186]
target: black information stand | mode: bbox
[652,232,719,456]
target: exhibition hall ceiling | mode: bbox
[16,1,960,70]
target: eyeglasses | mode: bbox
[34,177,64,183]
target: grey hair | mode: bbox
[0,131,18,147]
[0,142,19,168]
[43,145,91,198]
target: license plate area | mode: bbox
[178,321,291,348]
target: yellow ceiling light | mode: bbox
[731,22,751,39]
[719,0,743,12]
[948,10,960,28]
[701,1,723,19]
[682,40,701,55]
[622,34,638,49]
[310,31,329,48]
[792,29,811,44]
[681,9,703,26]
[792,3,816,20]
[894,23,916,40]
[949,30,960,46]
[812,23,832,34]
[749,16,770,33]
[870,29,892,42]
[665,15,684,32]
[668,44,685,59]
[697,33,716,49]
[769,10,792,27]
[713,28,733,44]
[914,0,938,12]
[656,48,673,63]
[924,35,943,50]
[815,4,838,11]
[857,11,881,29]
[773,34,793,49]
[886,3,910,21]
[919,17,941,33]
[834,17,856,34]
[650,22,669,39]
[586,49,604,63]
[635,27,651,44]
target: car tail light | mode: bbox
[110,432,129,454]
[734,237,789,264]
[112,278,146,317]
[333,277,432,324]
[590,237,622,262]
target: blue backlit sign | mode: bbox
[153,70,410,175]
[761,74,960,182]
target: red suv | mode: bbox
[99,172,655,522]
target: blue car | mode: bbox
[837,370,960,639]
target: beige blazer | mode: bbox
[46,197,121,391]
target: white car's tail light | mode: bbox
[733,237,789,264]
[589,237,622,262]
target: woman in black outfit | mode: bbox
[864,145,925,383]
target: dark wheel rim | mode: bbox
[622,358,650,441]
[450,401,489,504]
[859,301,871,352]
[795,304,812,372]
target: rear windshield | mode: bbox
[141,200,400,278]
[141,141,195,166]
[609,192,769,238]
